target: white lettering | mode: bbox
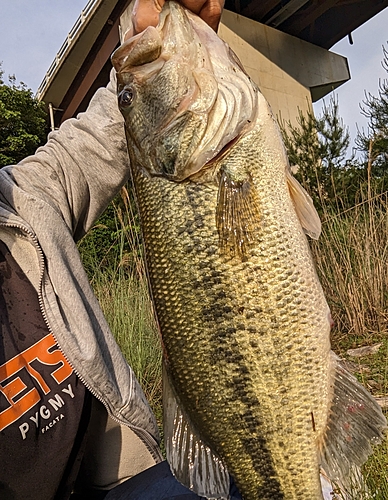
[41,414,64,434]
[40,405,51,419]
[62,383,74,398]
[48,394,64,411]
[30,411,39,427]
[19,422,29,440]
[17,391,68,439]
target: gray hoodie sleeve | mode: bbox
[1,70,129,241]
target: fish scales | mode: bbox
[112,2,386,499]
[130,119,329,499]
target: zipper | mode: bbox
[0,221,162,456]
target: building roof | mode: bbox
[225,0,388,49]
[37,0,130,125]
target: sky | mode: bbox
[1,0,388,153]
[0,1,86,89]
[313,8,388,155]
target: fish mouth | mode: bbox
[112,3,167,74]
[112,27,164,87]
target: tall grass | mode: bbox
[311,190,388,346]
[95,268,162,409]
[78,187,162,416]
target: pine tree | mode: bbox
[356,45,388,183]
[280,97,358,210]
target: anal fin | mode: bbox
[163,362,230,499]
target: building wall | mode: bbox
[218,10,350,128]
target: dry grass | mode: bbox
[311,190,388,348]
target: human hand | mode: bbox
[130,0,224,35]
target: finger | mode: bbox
[199,0,224,31]
[132,0,165,34]
[180,0,224,31]
[178,0,205,15]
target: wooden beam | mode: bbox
[61,18,120,121]
[279,0,339,34]
[279,0,388,48]
[240,0,280,21]
[266,0,310,27]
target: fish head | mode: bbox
[112,1,258,181]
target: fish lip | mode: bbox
[112,2,174,74]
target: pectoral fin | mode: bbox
[216,169,260,261]
[163,362,230,499]
[320,352,386,497]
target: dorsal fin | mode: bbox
[286,169,321,239]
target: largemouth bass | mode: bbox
[112,3,386,499]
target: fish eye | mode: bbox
[119,88,135,108]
